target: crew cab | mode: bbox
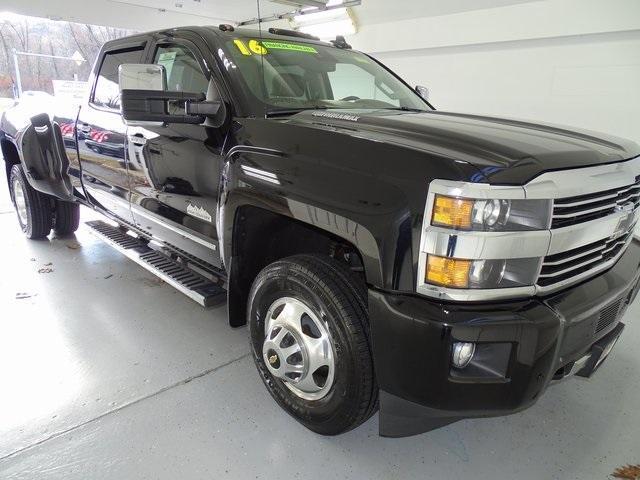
[2,25,639,438]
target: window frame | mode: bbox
[89,40,149,113]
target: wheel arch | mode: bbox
[218,145,383,327]
[225,202,378,327]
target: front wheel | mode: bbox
[248,254,377,435]
[8,164,52,239]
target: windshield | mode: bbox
[224,37,428,114]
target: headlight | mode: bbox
[418,179,552,301]
[432,194,551,231]
[426,255,540,289]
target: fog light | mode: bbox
[452,342,476,369]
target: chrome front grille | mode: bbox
[531,159,640,292]
[551,175,640,228]
[538,229,634,287]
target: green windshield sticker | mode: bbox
[261,41,318,54]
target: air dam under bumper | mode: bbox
[370,239,640,438]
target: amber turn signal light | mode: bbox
[431,195,474,229]
[426,255,471,288]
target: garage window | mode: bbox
[92,47,145,110]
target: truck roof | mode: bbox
[102,25,340,51]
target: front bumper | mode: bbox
[370,239,640,437]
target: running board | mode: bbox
[86,220,226,307]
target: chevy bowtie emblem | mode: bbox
[611,202,635,239]
[615,202,634,214]
[268,354,278,365]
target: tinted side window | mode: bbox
[93,47,145,110]
[154,45,209,94]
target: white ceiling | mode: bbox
[108,0,290,23]
[107,0,543,25]
[0,0,544,30]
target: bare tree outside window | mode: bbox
[0,13,135,99]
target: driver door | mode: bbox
[78,42,148,224]
[126,34,227,268]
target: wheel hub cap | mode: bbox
[263,297,335,401]
[12,177,28,226]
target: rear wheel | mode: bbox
[248,254,377,435]
[9,164,52,239]
[53,200,80,235]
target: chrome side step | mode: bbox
[86,220,226,307]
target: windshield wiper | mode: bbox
[265,106,329,118]
[382,107,428,113]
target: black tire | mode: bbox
[248,254,377,435]
[54,200,80,235]
[8,164,52,239]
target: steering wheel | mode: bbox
[340,96,361,102]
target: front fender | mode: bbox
[217,145,384,287]
[18,113,74,201]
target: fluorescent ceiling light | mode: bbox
[297,19,356,39]
[271,0,329,7]
[290,0,356,40]
[294,7,346,25]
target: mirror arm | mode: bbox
[121,89,205,124]
[185,100,221,117]
[120,89,228,126]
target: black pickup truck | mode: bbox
[2,25,640,438]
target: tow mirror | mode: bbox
[119,63,166,92]
[118,64,227,127]
[415,85,430,102]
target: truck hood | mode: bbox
[286,109,640,184]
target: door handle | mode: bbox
[79,124,91,134]
[129,134,147,146]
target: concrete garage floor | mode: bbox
[0,178,639,480]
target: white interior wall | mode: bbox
[348,0,640,144]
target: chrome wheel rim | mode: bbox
[263,297,335,401]
[12,177,28,226]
